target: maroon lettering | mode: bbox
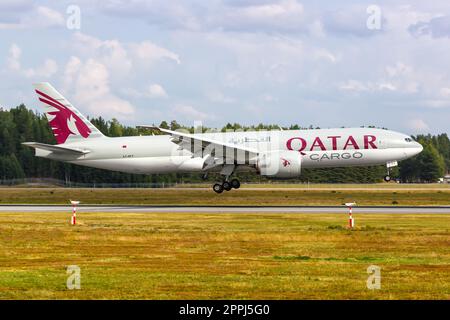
[310,137,326,151]
[327,136,341,150]
[343,136,360,150]
[286,137,307,152]
[364,135,377,149]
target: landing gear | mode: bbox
[213,183,224,194]
[212,179,240,193]
[212,164,241,194]
[384,161,398,183]
[223,181,232,191]
[230,178,241,189]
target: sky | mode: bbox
[0,0,450,134]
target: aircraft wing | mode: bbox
[137,126,259,167]
[22,142,90,155]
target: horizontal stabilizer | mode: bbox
[22,142,90,155]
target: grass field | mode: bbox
[0,187,449,206]
[0,211,448,299]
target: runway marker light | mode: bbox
[70,200,80,225]
[345,202,356,229]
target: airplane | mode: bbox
[23,83,423,193]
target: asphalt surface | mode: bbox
[0,205,449,214]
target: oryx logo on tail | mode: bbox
[35,89,91,144]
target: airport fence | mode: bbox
[0,178,178,188]
[0,178,325,188]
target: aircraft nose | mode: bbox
[413,142,423,155]
[403,141,423,158]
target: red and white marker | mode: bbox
[345,202,356,228]
[70,200,80,225]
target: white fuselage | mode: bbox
[35,128,423,175]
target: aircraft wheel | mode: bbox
[222,181,232,191]
[230,178,241,189]
[213,183,224,193]
[384,175,391,182]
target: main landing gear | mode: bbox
[212,164,240,194]
[213,178,240,194]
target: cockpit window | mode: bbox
[405,137,413,142]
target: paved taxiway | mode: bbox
[0,205,449,214]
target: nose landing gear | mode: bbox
[384,160,398,182]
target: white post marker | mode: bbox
[70,200,80,225]
[345,202,356,228]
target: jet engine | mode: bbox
[256,150,302,178]
[178,155,215,172]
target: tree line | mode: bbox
[0,104,447,185]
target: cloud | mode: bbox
[385,62,412,77]
[313,48,337,63]
[72,33,180,72]
[97,0,308,34]
[407,119,429,131]
[129,41,181,65]
[7,44,21,71]
[322,5,385,37]
[339,80,396,92]
[63,57,135,119]
[32,6,65,28]
[72,33,133,76]
[409,15,450,38]
[421,99,450,108]
[339,80,368,92]
[206,91,235,104]
[440,87,450,97]
[6,43,58,78]
[213,0,306,33]
[148,84,168,98]
[0,5,64,29]
[2,2,450,135]
[0,0,32,24]
[101,0,201,31]
[172,104,212,121]
[123,84,168,99]
[339,62,424,94]
[61,33,181,119]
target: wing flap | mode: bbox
[137,126,259,162]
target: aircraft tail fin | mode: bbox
[33,82,105,144]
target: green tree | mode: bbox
[416,141,445,182]
[109,118,124,137]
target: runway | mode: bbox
[0,205,450,214]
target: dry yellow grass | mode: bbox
[0,211,448,299]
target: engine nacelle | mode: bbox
[178,155,214,172]
[256,151,302,178]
